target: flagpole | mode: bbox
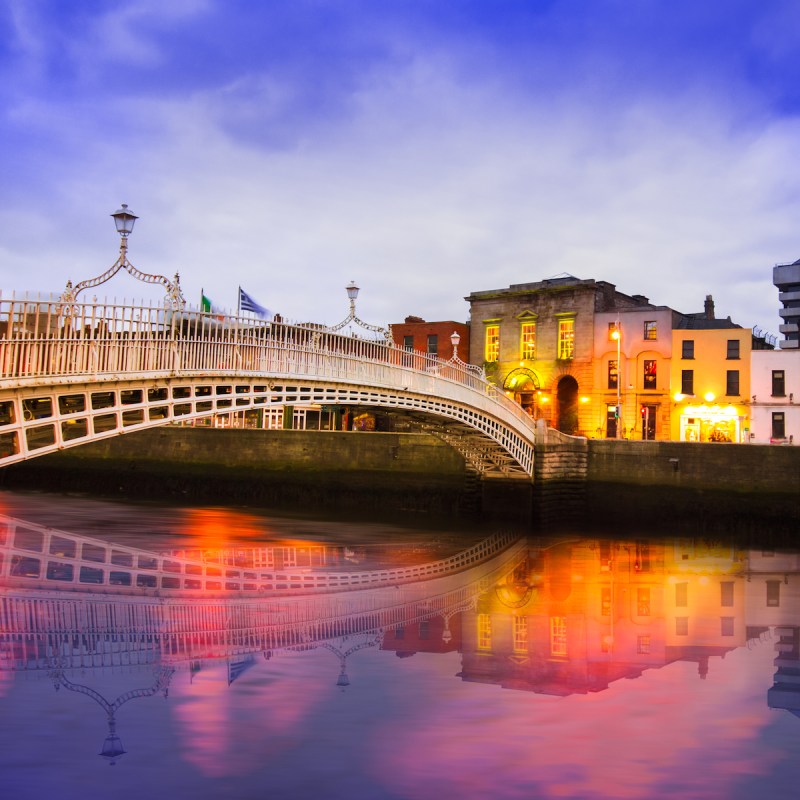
[237,285,241,317]
[200,287,204,311]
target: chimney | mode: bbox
[704,295,715,320]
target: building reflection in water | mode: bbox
[2,518,800,768]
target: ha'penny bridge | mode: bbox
[0,206,542,479]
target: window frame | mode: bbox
[681,339,694,359]
[726,339,740,360]
[520,322,536,360]
[643,359,657,390]
[643,320,657,341]
[607,359,618,390]
[681,369,694,396]
[484,325,500,363]
[557,317,575,360]
[772,370,786,397]
[726,369,740,397]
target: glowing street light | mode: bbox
[611,319,622,438]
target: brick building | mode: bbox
[390,316,470,360]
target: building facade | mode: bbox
[465,276,658,435]
[774,260,800,349]
[750,350,800,444]
[390,316,469,361]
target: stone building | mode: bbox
[464,275,660,435]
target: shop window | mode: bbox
[772,370,786,397]
[477,613,492,650]
[720,617,734,636]
[726,370,739,396]
[520,323,536,360]
[485,326,499,362]
[726,340,740,359]
[403,335,413,351]
[681,370,694,395]
[513,615,528,652]
[720,581,734,607]
[643,321,657,340]
[607,359,618,390]
[675,617,688,636]
[767,580,781,607]
[772,412,786,440]
[557,319,574,360]
[550,616,567,657]
[681,340,694,359]
[427,334,438,355]
[643,360,657,390]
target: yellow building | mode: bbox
[670,326,751,442]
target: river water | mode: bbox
[1,489,799,800]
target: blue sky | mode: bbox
[1,1,799,334]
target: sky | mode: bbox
[1,1,800,335]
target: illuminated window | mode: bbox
[550,616,567,657]
[477,613,492,649]
[675,582,688,607]
[643,321,657,340]
[513,615,528,652]
[637,588,651,616]
[485,326,499,362]
[675,617,688,636]
[520,323,536,360]
[636,635,651,654]
[643,360,657,390]
[601,587,612,616]
[682,340,694,359]
[557,319,574,360]
[607,359,618,390]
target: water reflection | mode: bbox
[2,499,800,798]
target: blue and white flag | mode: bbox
[239,287,271,318]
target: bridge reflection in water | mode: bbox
[1,515,800,794]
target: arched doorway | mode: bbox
[556,375,579,435]
[503,368,540,417]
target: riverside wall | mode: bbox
[1,428,798,535]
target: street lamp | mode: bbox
[450,330,461,359]
[611,319,622,439]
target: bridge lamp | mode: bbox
[450,330,461,359]
[611,320,621,439]
[346,280,359,312]
[111,204,138,238]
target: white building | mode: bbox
[750,350,800,444]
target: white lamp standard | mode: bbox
[327,281,392,341]
[450,330,461,360]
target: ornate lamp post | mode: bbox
[327,281,392,342]
[450,330,461,360]
[60,205,185,310]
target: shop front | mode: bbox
[678,404,746,443]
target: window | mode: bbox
[608,322,619,341]
[721,617,734,636]
[726,370,740,396]
[767,580,781,607]
[427,334,438,355]
[520,323,536,360]
[772,412,786,440]
[675,617,688,636]
[403,335,413,351]
[607,359,618,390]
[681,340,694,359]
[484,326,499,362]
[681,370,694,396]
[637,588,651,616]
[636,635,651,654]
[772,370,786,397]
[601,587,612,616]
[675,582,688,607]
[726,340,740,359]
[550,616,567,657]
[513,615,528,652]
[643,360,656,390]
[720,581,734,607]
[419,620,430,640]
[557,319,575,359]
[477,613,492,649]
[643,321,657,340]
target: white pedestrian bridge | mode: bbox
[0,296,537,477]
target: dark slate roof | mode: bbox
[675,315,741,330]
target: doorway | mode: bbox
[556,376,579,435]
